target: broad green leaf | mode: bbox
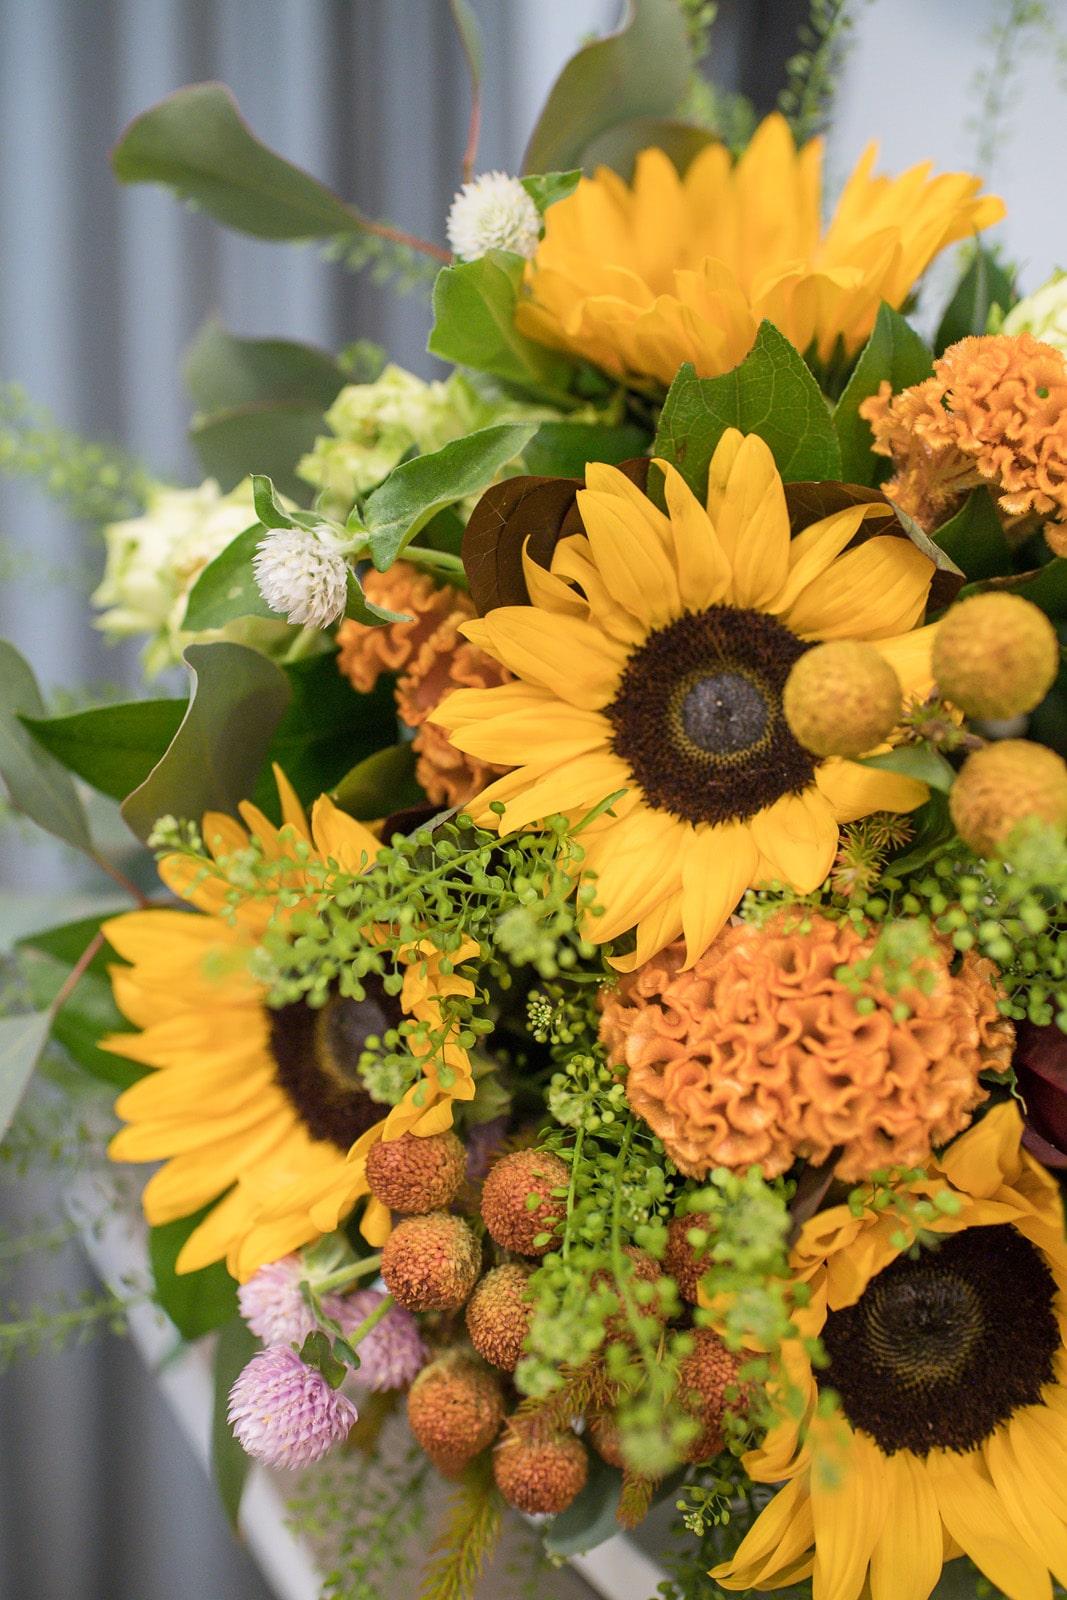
[968,557,1067,619]
[21,700,185,804]
[150,1209,239,1342]
[428,251,575,402]
[190,399,327,500]
[523,0,690,174]
[331,742,423,821]
[113,83,363,240]
[653,325,842,499]
[343,569,412,628]
[252,656,398,817]
[363,421,538,568]
[833,305,933,484]
[184,320,343,415]
[20,948,142,1090]
[1028,623,1067,758]
[17,912,124,979]
[0,1010,53,1140]
[213,1317,258,1527]
[521,171,581,214]
[581,117,714,180]
[932,488,1011,581]
[935,246,1016,355]
[543,1454,622,1558]
[860,745,955,793]
[251,474,292,530]
[890,792,955,875]
[0,640,91,852]
[121,643,292,842]
[182,525,275,630]
[522,420,650,477]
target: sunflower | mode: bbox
[432,431,935,968]
[516,113,1003,388]
[711,1102,1067,1600]
[103,768,475,1280]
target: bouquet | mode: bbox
[4,4,1067,1598]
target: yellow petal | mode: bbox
[810,1427,889,1600]
[656,459,732,610]
[868,1450,944,1600]
[271,764,312,841]
[431,679,561,733]
[710,1475,814,1590]
[201,812,249,860]
[575,487,681,629]
[473,750,633,832]
[706,430,790,608]
[986,1427,1067,1588]
[815,758,927,823]
[928,1448,1052,1600]
[443,702,611,769]
[936,1101,1025,1198]
[580,808,687,944]
[680,821,758,967]
[310,795,381,873]
[870,624,938,702]
[177,1185,260,1274]
[611,888,685,971]
[783,536,933,641]
[750,788,838,893]
[461,609,626,710]
[769,504,894,616]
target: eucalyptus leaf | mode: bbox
[653,325,842,499]
[121,643,292,843]
[190,400,327,500]
[331,742,423,821]
[252,656,398,816]
[833,305,933,485]
[935,245,1016,355]
[17,912,122,979]
[211,1318,257,1529]
[542,1454,622,1558]
[0,640,91,852]
[448,0,483,86]
[860,745,955,792]
[363,421,538,568]
[185,321,343,415]
[113,83,364,240]
[0,1010,53,1141]
[20,949,142,1091]
[523,0,690,174]
[21,700,186,804]
[428,251,575,402]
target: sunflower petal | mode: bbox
[706,431,791,608]
[310,795,381,874]
[575,487,681,628]
[581,809,687,944]
[750,788,838,893]
[815,758,927,822]
[868,1450,943,1600]
[928,1448,1052,1600]
[986,1427,1067,1588]
[783,536,933,641]
[656,460,732,610]
[710,1475,814,1590]
[461,609,626,709]
[810,1427,889,1600]
[680,822,758,967]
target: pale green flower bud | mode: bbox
[1002,270,1067,352]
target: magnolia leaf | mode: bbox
[860,745,955,792]
[0,1011,53,1141]
[185,320,343,414]
[932,488,1011,581]
[428,251,575,402]
[967,557,1067,620]
[113,83,364,240]
[782,480,888,535]
[211,1317,258,1528]
[935,246,1017,355]
[331,742,424,821]
[21,700,186,804]
[833,304,933,485]
[121,643,291,842]
[363,421,538,568]
[523,0,690,174]
[0,640,91,852]
[654,326,842,499]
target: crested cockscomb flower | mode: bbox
[227,1346,358,1469]
[236,1254,346,1348]
[446,172,540,261]
[337,1288,427,1390]
[253,524,350,628]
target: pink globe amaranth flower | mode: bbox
[228,1346,358,1469]
[237,1255,345,1347]
[337,1289,427,1391]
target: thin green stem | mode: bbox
[313,1253,383,1294]
[346,1292,395,1349]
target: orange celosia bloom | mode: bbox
[599,914,1013,1182]
[337,563,511,807]
[518,113,1003,387]
[861,332,1067,538]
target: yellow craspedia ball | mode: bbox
[949,739,1067,855]
[783,641,903,758]
[932,593,1060,719]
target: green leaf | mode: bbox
[343,569,411,628]
[860,745,955,793]
[580,117,714,180]
[150,1209,239,1342]
[20,950,143,1091]
[252,655,399,816]
[932,488,1011,581]
[523,0,691,174]
[331,742,423,821]
[363,421,538,569]
[889,791,955,876]
[212,1317,258,1528]
[935,246,1016,355]
[0,1010,53,1141]
[448,0,483,86]
[182,525,276,631]
[833,305,933,485]
[121,643,292,843]
[113,83,364,241]
[542,1455,622,1558]
[17,912,123,979]
[653,325,842,499]
[0,641,91,852]
[522,420,650,477]
[190,400,327,501]
[250,473,292,530]
[883,499,965,612]
[520,171,581,214]
[185,320,343,415]
[299,1329,347,1389]
[980,557,1067,620]
[428,251,575,402]
[21,700,186,804]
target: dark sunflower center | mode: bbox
[606,607,814,827]
[819,1224,1060,1456]
[269,978,403,1150]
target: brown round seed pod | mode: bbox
[366,1130,466,1215]
[380,1211,481,1311]
[677,1329,744,1464]
[949,739,1067,856]
[407,1354,505,1477]
[465,1263,534,1372]
[587,1411,626,1470]
[480,1148,569,1257]
[493,1430,589,1515]
[592,1246,670,1340]
[664,1213,710,1305]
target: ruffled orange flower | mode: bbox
[861,333,1067,540]
[337,563,511,806]
[599,913,1013,1181]
[518,113,1003,388]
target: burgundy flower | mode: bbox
[1015,1022,1067,1168]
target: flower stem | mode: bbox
[346,1292,395,1349]
[313,1253,383,1294]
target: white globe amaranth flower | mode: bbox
[93,477,259,678]
[1002,270,1067,353]
[446,171,540,263]
[253,523,351,629]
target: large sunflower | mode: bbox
[104,769,475,1280]
[433,431,935,968]
[712,1102,1067,1600]
[517,113,1003,388]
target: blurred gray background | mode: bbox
[0,2,1064,1596]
